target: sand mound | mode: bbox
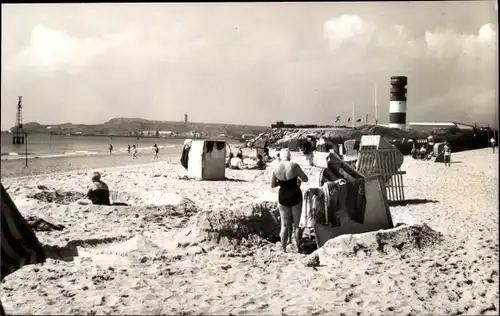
[186,201,281,246]
[27,188,86,204]
[77,235,169,267]
[111,190,190,206]
[139,197,199,226]
[307,223,444,265]
[96,235,164,256]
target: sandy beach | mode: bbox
[1,148,498,315]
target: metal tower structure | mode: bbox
[13,96,25,145]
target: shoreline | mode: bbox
[0,152,181,179]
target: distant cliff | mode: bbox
[10,118,270,138]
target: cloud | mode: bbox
[0,6,497,130]
[324,14,496,62]
[5,25,138,75]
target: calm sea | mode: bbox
[0,133,196,160]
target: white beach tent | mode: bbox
[188,139,226,180]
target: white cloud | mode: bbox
[323,14,497,63]
[323,14,375,51]
[5,25,138,75]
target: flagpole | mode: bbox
[374,83,378,125]
[352,102,355,128]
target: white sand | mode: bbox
[1,149,498,315]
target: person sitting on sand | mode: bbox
[226,152,234,168]
[271,148,308,253]
[86,172,111,206]
[419,145,427,159]
[411,143,417,159]
[254,155,266,170]
[230,156,245,170]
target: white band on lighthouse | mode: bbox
[389,123,406,129]
[389,101,406,113]
[389,76,407,129]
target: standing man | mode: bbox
[490,137,496,153]
[442,141,452,167]
[127,144,131,155]
[153,144,159,160]
[109,144,113,154]
[132,145,138,159]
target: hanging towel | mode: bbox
[215,141,225,151]
[300,188,324,228]
[345,178,366,224]
[321,179,346,227]
[206,141,215,154]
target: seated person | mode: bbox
[86,172,111,205]
[255,154,266,170]
[411,147,417,159]
[226,153,234,167]
[230,157,245,170]
[419,146,427,158]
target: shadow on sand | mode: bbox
[450,161,463,164]
[224,177,248,182]
[388,199,439,207]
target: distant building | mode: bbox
[241,134,255,140]
[409,122,475,131]
[158,131,174,136]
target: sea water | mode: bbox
[0,133,185,160]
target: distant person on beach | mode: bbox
[255,154,266,170]
[419,145,427,159]
[490,137,496,153]
[271,148,308,253]
[127,145,131,154]
[132,145,138,159]
[230,156,244,170]
[86,172,110,206]
[226,152,234,168]
[441,141,452,167]
[109,144,113,154]
[411,142,417,159]
[153,144,159,159]
[236,147,243,159]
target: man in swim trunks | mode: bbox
[271,148,308,253]
[86,172,111,205]
[442,141,452,167]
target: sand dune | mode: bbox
[1,148,498,315]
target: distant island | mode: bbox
[6,117,271,140]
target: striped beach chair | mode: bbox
[1,183,46,314]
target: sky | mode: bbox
[1,2,498,130]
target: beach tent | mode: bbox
[1,183,47,313]
[433,142,446,163]
[188,140,226,180]
[1,183,46,281]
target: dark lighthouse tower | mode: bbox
[12,96,25,145]
[389,76,407,129]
